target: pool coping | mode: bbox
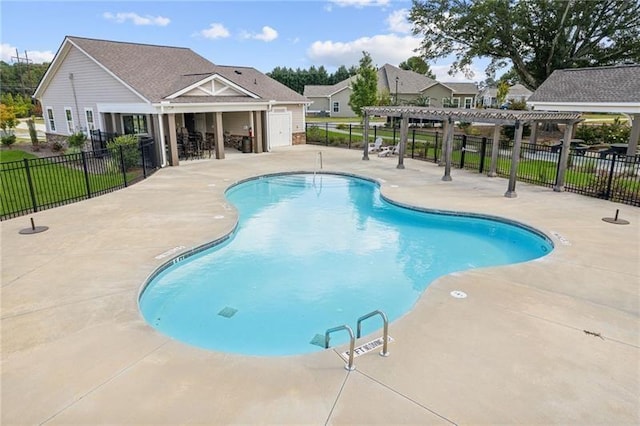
[2,145,638,424]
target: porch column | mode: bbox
[438,120,448,167]
[214,112,225,159]
[362,112,370,160]
[167,113,179,166]
[254,111,263,153]
[504,121,524,198]
[442,117,454,181]
[554,121,576,192]
[488,123,501,177]
[528,121,539,144]
[158,113,167,167]
[628,114,640,157]
[397,114,408,169]
[110,114,118,134]
[248,111,255,153]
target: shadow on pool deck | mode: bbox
[1,145,638,424]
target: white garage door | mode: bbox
[268,111,292,149]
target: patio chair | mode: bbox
[368,137,384,152]
[378,144,399,157]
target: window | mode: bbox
[46,107,56,132]
[451,97,460,108]
[123,115,148,134]
[464,97,473,109]
[85,108,95,134]
[332,102,339,113]
[64,107,74,133]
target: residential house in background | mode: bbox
[479,83,533,108]
[528,64,640,155]
[303,64,478,118]
[33,36,310,166]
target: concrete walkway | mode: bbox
[2,145,638,424]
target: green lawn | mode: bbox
[1,149,139,218]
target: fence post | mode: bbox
[479,137,487,173]
[119,145,128,187]
[605,154,617,200]
[434,131,439,162]
[460,135,467,168]
[140,143,147,179]
[393,126,397,144]
[348,124,352,149]
[325,123,329,146]
[81,151,92,198]
[411,128,416,158]
[23,158,38,213]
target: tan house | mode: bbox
[33,36,310,166]
[303,64,478,117]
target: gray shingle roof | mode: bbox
[481,84,532,98]
[528,65,640,103]
[441,82,479,95]
[66,36,307,103]
[378,64,439,94]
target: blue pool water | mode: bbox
[139,173,552,356]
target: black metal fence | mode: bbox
[306,123,640,206]
[1,138,158,221]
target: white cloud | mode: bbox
[103,12,170,26]
[242,26,279,42]
[307,34,421,68]
[329,0,390,8]
[1,43,54,64]
[200,23,230,39]
[387,9,412,34]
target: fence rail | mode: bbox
[1,139,158,221]
[305,123,640,206]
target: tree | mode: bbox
[399,56,436,79]
[409,0,640,90]
[496,81,510,106]
[348,51,378,118]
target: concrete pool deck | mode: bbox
[1,145,638,424]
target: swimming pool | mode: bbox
[139,173,553,356]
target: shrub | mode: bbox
[52,141,65,152]
[575,119,631,145]
[502,124,531,141]
[67,132,86,150]
[336,123,349,130]
[1,134,16,148]
[108,134,139,171]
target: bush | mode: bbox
[108,134,139,171]
[575,119,631,145]
[502,123,531,141]
[67,132,86,149]
[1,134,16,148]
[52,141,65,152]
[336,123,349,130]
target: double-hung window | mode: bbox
[65,107,74,133]
[46,107,56,132]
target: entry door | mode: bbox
[268,111,292,149]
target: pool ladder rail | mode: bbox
[324,309,390,371]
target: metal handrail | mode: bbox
[356,310,390,357]
[325,324,356,371]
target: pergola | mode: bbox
[362,106,582,198]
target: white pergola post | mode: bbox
[554,121,576,192]
[529,121,539,144]
[442,117,454,181]
[629,114,640,157]
[504,121,524,198]
[397,114,408,169]
[362,112,370,160]
[488,123,501,177]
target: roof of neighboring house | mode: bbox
[36,36,307,104]
[378,64,440,94]
[442,82,479,95]
[302,63,444,98]
[528,64,640,103]
[481,84,532,98]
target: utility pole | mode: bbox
[11,49,33,97]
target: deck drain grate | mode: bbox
[218,307,238,318]
[309,334,325,348]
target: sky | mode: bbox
[0,0,487,83]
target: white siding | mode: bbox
[39,46,145,135]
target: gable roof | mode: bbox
[303,80,350,97]
[442,82,479,95]
[481,84,532,98]
[528,65,640,103]
[36,36,307,104]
